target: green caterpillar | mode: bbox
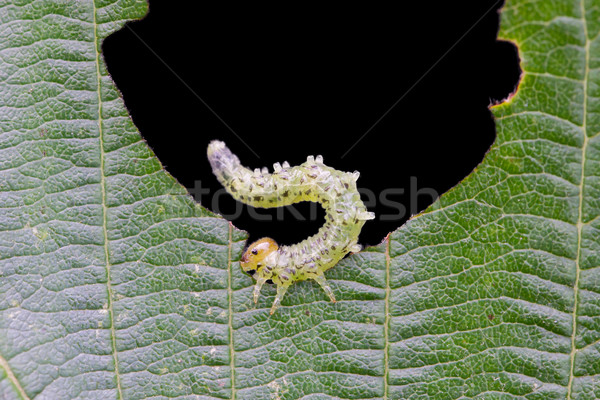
[207,140,374,314]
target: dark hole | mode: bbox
[103,0,521,246]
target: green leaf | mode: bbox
[0,0,599,400]
[384,1,600,398]
[0,1,244,398]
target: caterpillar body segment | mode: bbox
[208,140,374,313]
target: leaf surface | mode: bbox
[1,0,599,399]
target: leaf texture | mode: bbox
[0,0,599,399]
[0,1,244,398]
[384,1,600,398]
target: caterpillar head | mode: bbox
[240,237,278,275]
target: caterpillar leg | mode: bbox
[270,285,288,315]
[252,275,267,304]
[314,274,336,303]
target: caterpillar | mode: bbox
[207,140,374,314]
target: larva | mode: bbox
[207,140,375,314]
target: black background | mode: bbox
[103,1,521,248]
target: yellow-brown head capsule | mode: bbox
[240,237,278,274]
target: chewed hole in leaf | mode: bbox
[104,1,522,247]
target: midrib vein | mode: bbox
[384,238,391,399]
[227,223,236,399]
[0,354,29,400]
[567,0,589,397]
[92,2,124,398]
